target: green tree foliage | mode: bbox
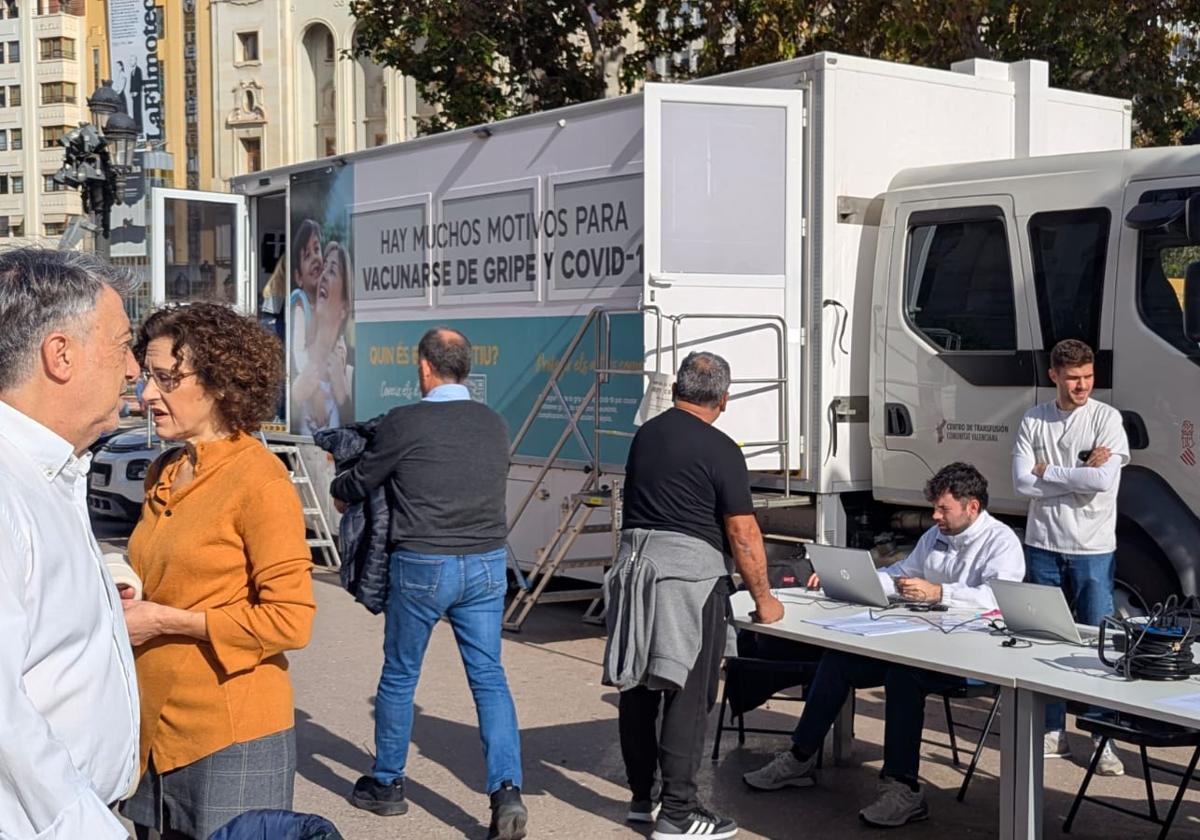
[633,2,1200,146]
[349,1,635,132]
[351,1,1200,144]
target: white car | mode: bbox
[87,428,179,521]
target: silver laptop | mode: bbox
[990,580,1098,645]
[808,544,895,609]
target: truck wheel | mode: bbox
[1114,525,1177,615]
[1111,579,1147,618]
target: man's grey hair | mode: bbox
[0,248,140,391]
[674,351,731,408]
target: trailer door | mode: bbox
[642,82,804,472]
[150,188,252,315]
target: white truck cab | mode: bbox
[873,147,1200,606]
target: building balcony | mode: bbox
[37,103,85,123]
[33,8,84,36]
[39,146,69,167]
[38,191,80,215]
[35,59,82,82]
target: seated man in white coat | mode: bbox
[743,462,1024,828]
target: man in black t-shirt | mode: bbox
[623,396,757,556]
[609,351,782,840]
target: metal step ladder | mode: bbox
[268,442,341,568]
[502,479,621,632]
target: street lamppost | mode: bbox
[52,80,139,240]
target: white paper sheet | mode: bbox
[803,612,934,637]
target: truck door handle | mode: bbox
[885,403,913,437]
[1121,410,1150,450]
[647,274,673,288]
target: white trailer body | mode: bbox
[207,52,1142,594]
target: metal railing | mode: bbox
[508,305,792,551]
[591,305,664,463]
[507,305,665,537]
[670,312,790,497]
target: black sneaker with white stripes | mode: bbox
[650,807,738,839]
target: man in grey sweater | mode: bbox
[331,327,526,840]
[606,351,783,840]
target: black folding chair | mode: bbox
[1064,713,1200,839]
[711,630,821,760]
[711,655,817,759]
[937,683,1002,801]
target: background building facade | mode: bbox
[210,0,421,186]
[0,0,417,251]
[0,0,88,245]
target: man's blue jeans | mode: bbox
[792,651,971,785]
[1025,545,1115,731]
[372,548,523,794]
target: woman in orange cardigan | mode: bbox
[118,303,316,840]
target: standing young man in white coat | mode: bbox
[1013,338,1129,775]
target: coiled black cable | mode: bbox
[1099,595,1200,681]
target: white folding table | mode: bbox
[729,589,1029,838]
[1001,635,1200,838]
[729,589,1200,839]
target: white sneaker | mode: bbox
[1091,737,1125,777]
[742,749,817,791]
[858,778,929,828]
[650,808,738,839]
[1044,729,1070,758]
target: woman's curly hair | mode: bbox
[135,302,285,435]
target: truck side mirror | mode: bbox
[1187,195,1200,245]
[1185,261,1200,344]
[1126,194,1200,243]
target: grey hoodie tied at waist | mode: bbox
[602,528,729,692]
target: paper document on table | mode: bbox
[803,612,933,637]
[1158,692,1200,714]
[920,614,988,632]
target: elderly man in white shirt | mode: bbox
[744,462,1024,829]
[0,249,141,839]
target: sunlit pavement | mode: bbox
[94,515,1200,839]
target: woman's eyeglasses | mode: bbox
[140,369,197,393]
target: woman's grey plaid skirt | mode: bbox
[120,728,296,839]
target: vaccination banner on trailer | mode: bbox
[353,173,642,299]
[355,314,644,463]
[288,165,356,436]
[348,170,645,460]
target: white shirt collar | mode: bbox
[941,509,992,550]
[0,398,87,482]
